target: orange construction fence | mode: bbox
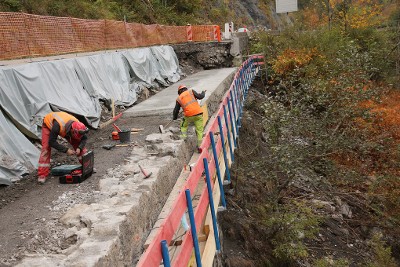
[0,12,221,61]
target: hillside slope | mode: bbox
[0,0,290,30]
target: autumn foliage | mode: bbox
[272,48,317,75]
[300,0,385,30]
[362,91,400,141]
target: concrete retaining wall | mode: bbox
[230,32,249,57]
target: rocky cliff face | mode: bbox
[230,0,294,30]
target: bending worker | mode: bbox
[173,85,206,153]
[38,111,89,184]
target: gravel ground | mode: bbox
[0,56,211,267]
[0,113,181,266]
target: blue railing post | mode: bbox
[247,65,251,88]
[232,82,240,117]
[185,189,202,267]
[209,132,226,208]
[203,158,222,251]
[161,240,171,267]
[230,90,238,133]
[227,98,237,148]
[238,96,243,129]
[231,90,240,137]
[223,105,234,162]
[217,116,231,184]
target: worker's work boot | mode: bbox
[37,176,46,184]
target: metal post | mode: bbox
[238,98,243,129]
[227,98,237,148]
[209,132,227,208]
[223,105,234,162]
[161,240,171,267]
[203,158,222,251]
[185,189,202,267]
[217,116,231,184]
[234,79,242,111]
[231,90,240,136]
[233,80,240,113]
[245,66,250,92]
[230,90,238,127]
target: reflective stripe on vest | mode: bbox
[177,90,203,117]
[38,163,51,167]
[43,112,78,137]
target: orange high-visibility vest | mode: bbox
[177,90,202,117]
[43,112,78,137]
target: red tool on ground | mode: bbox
[112,123,122,132]
[57,151,94,184]
[138,164,152,179]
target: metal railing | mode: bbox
[136,54,264,267]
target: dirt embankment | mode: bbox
[219,78,400,267]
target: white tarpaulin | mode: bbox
[276,0,298,13]
[0,60,102,139]
[0,109,39,185]
[150,46,181,83]
[0,45,180,185]
[123,47,170,87]
[73,53,137,106]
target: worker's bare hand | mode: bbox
[66,148,76,156]
[75,148,81,155]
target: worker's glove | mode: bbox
[66,148,76,156]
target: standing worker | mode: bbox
[173,85,206,153]
[37,111,89,184]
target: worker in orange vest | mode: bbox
[37,111,89,184]
[173,85,206,153]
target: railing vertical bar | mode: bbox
[230,90,239,138]
[227,98,237,148]
[203,158,221,251]
[161,240,171,267]
[209,132,226,208]
[185,189,202,267]
[223,105,234,162]
[218,116,231,183]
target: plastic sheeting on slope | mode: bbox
[0,109,39,185]
[123,47,168,87]
[73,52,137,107]
[150,46,181,83]
[0,60,101,139]
[0,45,181,184]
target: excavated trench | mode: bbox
[11,42,238,266]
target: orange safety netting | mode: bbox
[0,13,30,59]
[191,25,218,42]
[71,18,106,52]
[0,12,220,61]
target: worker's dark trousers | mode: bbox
[38,125,87,178]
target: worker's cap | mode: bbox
[71,121,89,139]
[178,85,187,91]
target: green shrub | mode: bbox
[367,233,397,267]
[264,201,321,262]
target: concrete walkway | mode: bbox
[124,68,236,118]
